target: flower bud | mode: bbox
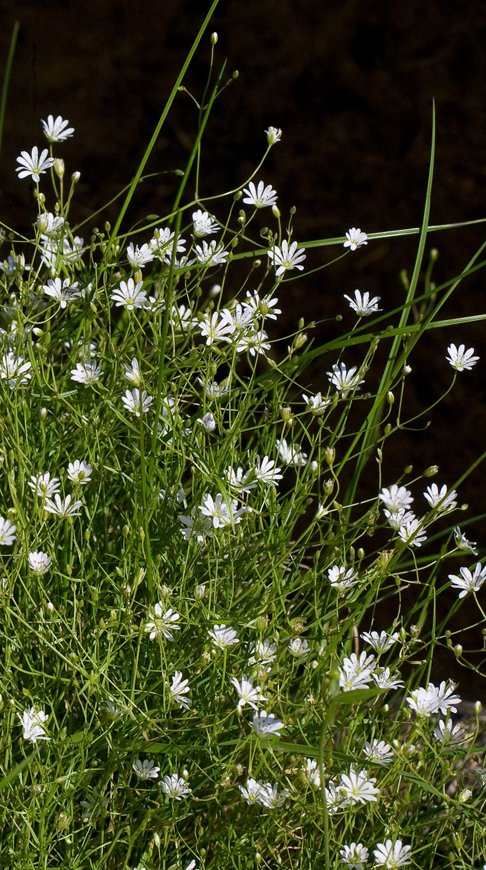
[72,171,81,182]
[281,406,292,422]
[474,700,482,714]
[310,460,318,472]
[424,465,439,477]
[272,205,281,219]
[324,446,335,467]
[39,407,48,421]
[211,31,218,44]
[386,391,394,405]
[265,126,282,146]
[324,479,334,495]
[195,584,206,601]
[54,158,65,178]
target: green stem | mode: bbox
[0,21,19,170]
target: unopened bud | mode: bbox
[211,31,218,44]
[403,364,412,374]
[310,460,318,472]
[294,333,307,349]
[272,205,281,219]
[195,584,206,601]
[386,391,394,405]
[71,171,81,183]
[324,446,335,467]
[281,406,292,422]
[454,644,463,655]
[54,158,65,178]
[324,479,334,495]
[474,700,482,714]
[208,283,221,298]
[39,407,48,421]
[424,465,439,477]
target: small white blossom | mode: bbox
[208,624,239,649]
[254,455,282,487]
[340,842,369,869]
[446,343,479,371]
[121,388,153,416]
[398,517,427,547]
[257,782,288,808]
[265,127,282,145]
[434,718,467,746]
[28,551,52,574]
[247,639,277,669]
[67,460,92,484]
[149,227,187,260]
[0,517,16,546]
[302,392,330,414]
[16,146,55,182]
[133,758,160,780]
[379,485,413,512]
[372,668,404,691]
[44,494,83,518]
[252,710,284,737]
[28,472,60,498]
[195,240,229,266]
[453,526,478,555]
[242,181,278,208]
[344,289,381,315]
[41,115,74,142]
[44,277,80,308]
[449,563,486,598]
[242,290,281,321]
[37,213,65,235]
[276,438,308,467]
[224,465,256,494]
[70,360,103,385]
[407,681,461,717]
[343,228,368,251]
[373,840,411,869]
[328,565,359,592]
[235,330,271,357]
[199,493,245,528]
[267,240,306,277]
[231,675,267,711]
[360,631,400,653]
[363,739,394,764]
[169,671,191,709]
[327,362,364,396]
[199,312,233,345]
[289,637,310,658]
[423,483,457,513]
[126,243,154,269]
[145,604,180,641]
[192,210,220,237]
[0,353,32,388]
[111,278,147,310]
[179,508,214,543]
[18,706,49,742]
[383,508,416,530]
[302,758,321,788]
[160,773,191,800]
[239,778,264,804]
[338,768,379,804]
[197,412,216,432]
[338,652,376,691]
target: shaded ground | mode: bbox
[1,0,485,691]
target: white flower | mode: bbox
[44,494,83,517]
[407,681,461,717]
[0,353,32,388]
[198,312,233,345]
[220,303,255,333]
[124,359,142,386]
[208,624,239,649]
[242,290,281,321]
[247,639,277,669]
[28,551,52,574]
[265,126,282,145]
[242,181,278,208]
[454,526,478,555]
[446,343,479,371]
[379,485,413,512]
[126,243,154,269]
[363,739,394,764]
[171,303,197,332]
[254,455,282,487]
[122,388,153,416]
[302,758,321,788]
[235,330,272,357]
[37,213,65,235]
[149,227,187,260]
[360,631,400,653]
[328,565,359,592]
[343,228,368,251]
[373,840,411,869]
[18,706,49,742]
[28,472,60,498]
[41,115,74,142]
[160,773,191,799]
[179,508,214,543]
[327,362,364,396]
[267,240,306,277]
[224,465,256,493]
[197,412,216,432]
[231,674,267,711]
[383,508,416,530]
[111,278,147,310]
[257,782,288,808]
[434,718,467,747]
[199,493,245,528]
[372,668,404,691]
[398,517,427,547]
[449,563,486,598]
[195,240,229,266]
[239,778,264,804]
[192,210,220,237]
[133,758,160,780]
[289,637,310,658]
[43,277,80,308]
[338,652,376,691]
[276,438,308,467]
[16,146,55,182]
[70,360,103,385]
[340,842,369,869]
[169,671,191,709]
[252,710,284,737]
[344,289,381,316]
[302,392,330,414]
[423,483,457,513]
[145,604,180,641]
[338,768,379,804]
[67,460,92,484]
[0,517,16,546]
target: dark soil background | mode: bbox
[1,0,486,696]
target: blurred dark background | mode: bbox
[1,0,486,694]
